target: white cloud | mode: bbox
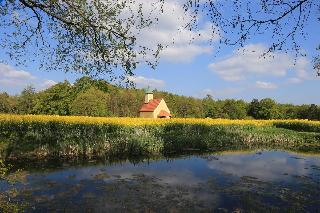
[199,87,244,99]
[255,81,278,89]
[287,77,302,84]
[208,44,313,82]
[0,63,36,88]
[125,0,219,63]
[40,79,58,90]
[1,68,35,79]
[0,78,18,87]
[160,45,212,63]
[200,88,215,97]
[294,57,311,80]
[0,63,57,93]
[0,63,36,80]
[127,75,165,89]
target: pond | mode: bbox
[1,150,320,212]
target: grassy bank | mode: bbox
[0,114,319,160]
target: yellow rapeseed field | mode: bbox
[0,114,319,127]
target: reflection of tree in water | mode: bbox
[8,173,216,212]
[220,175,320,212]
[0,160,27,211]
[3,171,320,212]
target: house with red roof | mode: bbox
[139,89,172,118]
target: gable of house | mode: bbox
[153,99,171,118]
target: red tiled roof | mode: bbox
[139,99,162,112]
[157,110,172,117]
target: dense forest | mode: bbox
[0,77,319,120]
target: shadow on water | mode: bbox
[1,149,320,212]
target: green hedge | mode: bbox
[273,122,320,133]
[0,121,319,160]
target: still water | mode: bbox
[2,150,320,212]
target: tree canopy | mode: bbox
[1,0,319,82]
[0,77,319,120]
[70,87,111,116]
[0,0,158,85]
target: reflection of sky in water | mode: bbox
[2,151,320,211]
[27,151,320,185]
[205,151,320,182]
[33,156,210,186]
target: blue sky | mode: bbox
[0,0,319,104]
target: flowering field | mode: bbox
[1,114,319,127]
[0,114,319,160]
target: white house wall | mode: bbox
[153,99,171,118]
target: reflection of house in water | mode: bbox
[139,89,172,118]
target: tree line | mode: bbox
[0,77,319,120]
